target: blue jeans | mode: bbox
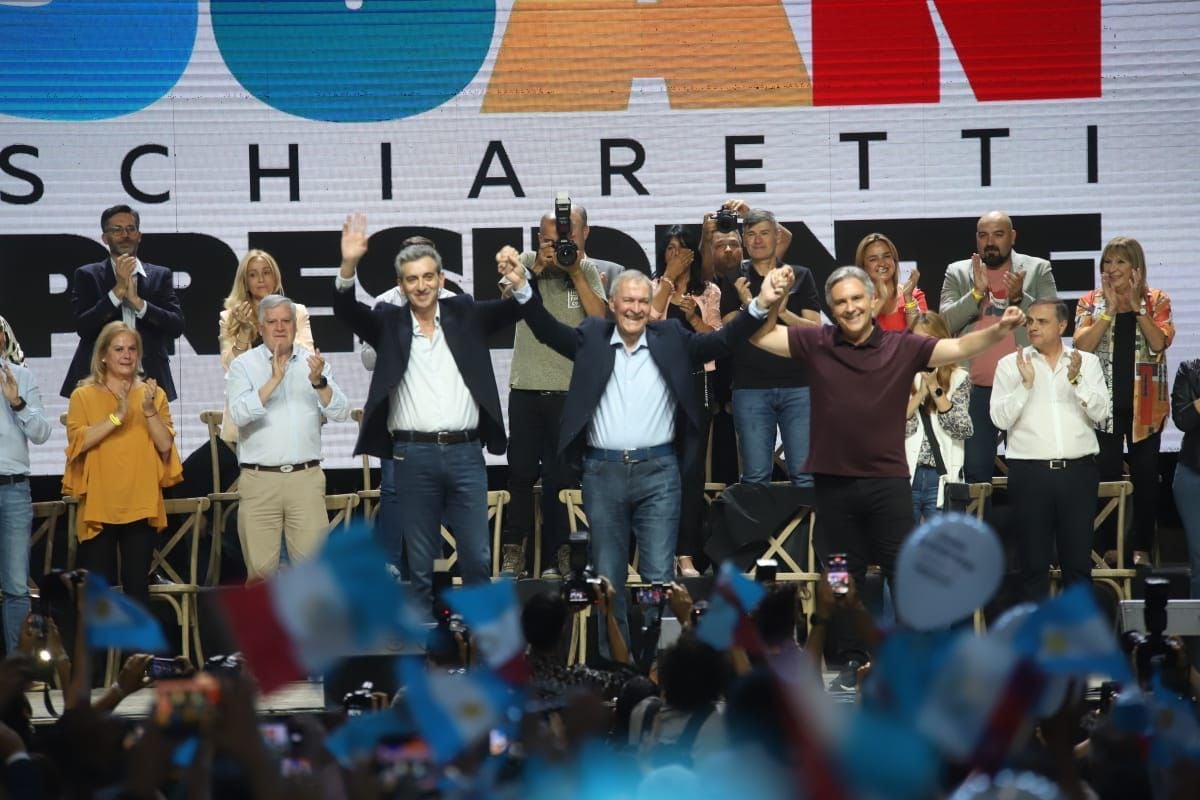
[582,452,680,655]
[732,387,813,486]
[911,465,941,524]
[963,384,998,484]
[1173,462,1200,599]
[0,481,32,655]
[391,441,490,608]
[376,459,409,580]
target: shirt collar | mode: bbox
[833,323,882,349]
[257,343,299,362]
[109,258,148,279]
[410,306,441,333]
[609,326,648,352]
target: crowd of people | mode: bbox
[0,200,1197,797]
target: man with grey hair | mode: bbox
[227,294,349,580]
[335,214,521,606]
[718,206,822,487]
[498,254,794,654]
[751,266,1026,610]
[494,201,608,578]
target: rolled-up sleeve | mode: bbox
[320,368,350,423]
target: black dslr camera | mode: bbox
[1128,576,1187,690]
[713,206,741,233]
[553,192,578,267]
[561,530,601,609]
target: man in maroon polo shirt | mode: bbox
[752,266,1025,600]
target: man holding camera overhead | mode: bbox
[497,252,794,654]
[495,196,609,579]
[717,203,822,487]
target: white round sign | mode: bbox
[894,513,1003,631]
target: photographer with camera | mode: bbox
[495,195,608,578]
[497,251,793,657]
[717,206,821,488]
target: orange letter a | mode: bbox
[483,0,811,112]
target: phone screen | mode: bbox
[827,554,850,596]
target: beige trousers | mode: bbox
[236,466,328,581]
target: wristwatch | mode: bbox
[311,376,328,390]
[9,397,26,412]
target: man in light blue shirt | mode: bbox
[498,258,792,652]
[227,295,349,580]
[0,317,51,654]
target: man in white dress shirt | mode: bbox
[227,295,349,580]
[335,217,519,606]
[991,298,1110,601]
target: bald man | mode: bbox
[939,211,1057,484]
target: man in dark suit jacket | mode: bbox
[60,205,185,400]
[334,214,520,605]
[498,254,793,651]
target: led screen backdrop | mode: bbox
[1,0,1197,475]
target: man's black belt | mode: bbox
[512,389,567,397]
[585,444,675,464]
[240,460,320,474]
[0,474,27,486]
[392,429,479,445]
[1012,456,1093,471]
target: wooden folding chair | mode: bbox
[148,496,212,664]
[558,488,642,582]
[350,409,382,524]
[325,493,362,532]
[200,410,238,587]
[1089,480,1136,599]
[29,501,66,591]
[486,490,511,577]
[1045,480,1135,600]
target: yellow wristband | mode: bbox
[970,288,984,302]
[1069,374,1080,385]
[108,413,122,427]
[1099,312,1112,323]
[904,301,919,311]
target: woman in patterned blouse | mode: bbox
[904,312,973,522]
[1074,237,1174,567]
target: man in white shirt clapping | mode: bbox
[991,298,1110,601]
[227,295,349,581]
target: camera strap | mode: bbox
[918,408,948,476]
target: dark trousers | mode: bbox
[709,405,740,487]
[677,372,712,559]
[963,384,999,484]
[1007,457,1100,602]
[77,519,155,607]
[504,390,577,567]
[1096,408,1160,554]
[813,475,913,589]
